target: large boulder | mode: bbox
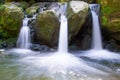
[0,3,24,38]
[34,10,60,46]
[97,0,120,41]
[67,1,89,41]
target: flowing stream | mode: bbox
[80,4,120,61]
[0,3,120,80]
[90,4,102,50]
[58,5,68,53]
[17,16,31,49]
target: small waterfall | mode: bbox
[58,3,68,53]
[58,15,68,53]
[80,4,120,61]
[90,4,102,50]
[17,16,31,49]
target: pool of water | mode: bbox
[0,51,120,80]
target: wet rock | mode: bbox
[25,5,39,17]
[80,35,91,50]
[67,1,89,41]
[104,39,120,52]
[34,10,60,46]
[31,44,56,52]
[69,39,81,51]
[0,3,24,38]
[29,19,36,42]
[31,44,41,51]
[68,0,97,3]
[110,32,120,41]
[1,43,7,48]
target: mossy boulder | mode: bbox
[0,3,24,38]
[97,0,120,40]
[67,1,89,41]
[25,5,39,17]
[34,11,60,46]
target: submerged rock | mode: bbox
[0,3,24,38]
[67,1,89,41]
[34,10,60,46]
[104,39,120,52]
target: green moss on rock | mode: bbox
[18,1,30,10]
[98,0,120,41]
[35,11,60,46]
[25,6,39,17]
[98,0,120,32]
[67,1,89,40]
[0,3,24,38]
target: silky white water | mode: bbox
[90,4,102,50]
[58,13,68,53]
[17,17,31,49]
[79,4,120,61]
[0,3,120,80]
[14,13,111,80]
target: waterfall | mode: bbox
[90,4,102,50]
[3,3,120,80]
[17,16,31,49]
[80,4,120,61]
[58,3,68,53]
[58,15,68,53]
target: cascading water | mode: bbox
[17,16,31,49]
[12,3,114,79]
[0,2,120,80]
[5,15,38,56]
[90,4,102,50]
[58,3,68,53]
[80,4,120,61]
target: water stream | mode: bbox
[58,10,68,53]
[90,4,102,50]
[80,4,120,61]
[0,3,120,80]
[17,16,31,49]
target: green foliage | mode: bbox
[101,6,115,16]
[0,3,24,39]
[102,16,108,25]
[0,29,10,38]
[0,4,4,10]
[0,37,17,48]
[0,29,19,38]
